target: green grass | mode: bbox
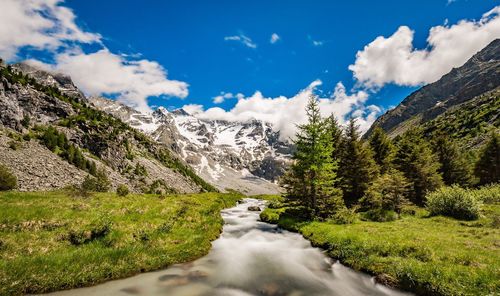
[261,204,500,296]
[0,191,242,295]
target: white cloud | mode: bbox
[1,0,189,112]
[349,6,500,88]
[312,40,324,46]
[270,33,280,44]
[0,0,101,60]
[224,34,257,48]
[212,92,244,104]
[33,49,189,112]
[183,80,379,140]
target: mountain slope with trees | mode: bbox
[0,60,216,193]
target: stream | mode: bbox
[48,198,412,296]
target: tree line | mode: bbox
[282,96,500,219]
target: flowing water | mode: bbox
[48,199,412,296]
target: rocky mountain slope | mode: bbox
[366,39,500,139]
[90,97,292,194]
[0,61,215,193]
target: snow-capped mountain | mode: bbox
[90,97,292,194]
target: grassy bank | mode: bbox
[0,191,241,295]
[261,203,500,295]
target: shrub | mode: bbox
[267,200,284,209]
[426,186,482,220]
[331,207,358,224]
[360,169,410,217]
[8,140,21,150]
[362,208,398,222]
[116,184,129,197]
[473,184,500,204]
[81,169,110,193]
[0,164,17,191]
[67,216,112,245]
[147,179,176,195]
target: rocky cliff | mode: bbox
[0,61,215,193]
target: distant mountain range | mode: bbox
[90,97,291,194]
[0,39,498,194]
[366,39,500,143]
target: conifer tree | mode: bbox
[475,132,500,185]
[325,114,343,162]
[394,129,443,205]
[369,127,395,174]
[338,118,378,206]
[431,133,472,186]
[282,96,343,217]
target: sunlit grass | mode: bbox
[261,204,500,295]
[0,191,241,295]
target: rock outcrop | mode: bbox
[0,61,211,193]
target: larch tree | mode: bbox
[282,96,343,218]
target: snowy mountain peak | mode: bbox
[89,97,292,194]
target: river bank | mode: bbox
[260,203,500,295]
[46,198,411,296]
[0,191,242,295]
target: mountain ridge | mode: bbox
[366,38,500,139]
[90,97,292,195]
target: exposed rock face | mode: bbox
[90,97,292,195]
[366,39,500,138]
[0,62,205,193]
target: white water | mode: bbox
[48,199,412,296]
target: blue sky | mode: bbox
[1,0,500,134]
[61,0,499,109]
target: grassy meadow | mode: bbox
[261,200,500,296]
[0,191,241,295]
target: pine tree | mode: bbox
[282,96,343,217]
[325,114,343,162]
[369,127,395,174]
[475,132,500,185]
[431,133,472,186]
[338,118,379,207]
[394,129,443,205]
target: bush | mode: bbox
[81,169,110,193]
[0,164,17,191]
[360,169,410,217]
[426,186,482,220]
[147,179,176,195]
[362,208,398,222]
[473,184,500,204]
[67,216,112,245]
[8,140,21,150]
[331,207,357,224]
[116,184,129,197]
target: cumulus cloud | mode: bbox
[0,0,189,112]
[270,33,280,44]
[184,80,380,140]
[224,34,257,48]
[349,6,500,88]
[0,0,101,60]
[31,49,189,112]
[212,92,244,104]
